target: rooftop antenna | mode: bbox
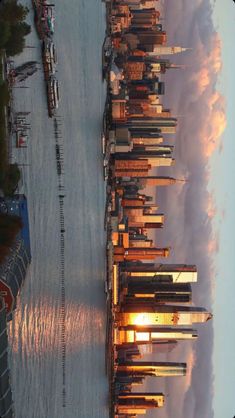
[176,178,188,184]
[170,64,187,70]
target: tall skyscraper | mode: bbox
[123,281,192,303]
[118,306,212,326]
[136,176,186,186]
[117,361,187,377]
[149,46,191,55]
[122,263,198,283]
[117,392,165,414]
[114,247,170,262]
[117,326,198,344]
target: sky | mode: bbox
[210,1,235,417]
[151,0,235,417]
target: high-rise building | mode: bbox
[131,9,160,28]
[114,159,150,178]
[128,116,177,126]
[121,263,198,283]
[114,247,170,262]
[115,0,156,9]
[117,326,198,345]
[111,4,132,33]
[149,46,191,55]
[114,157,175,177]
[126,117,177,134]
[124,211,164,228]
[127,56,183,73]
[117,361,187,377]
[116,392,165,415]
[123,281,192,303]
[118,306,212,326]
[134,30,167,47]
[136,176,186,187]
[124,29,167,52]
[115,146,174,159]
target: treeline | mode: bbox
[0,82,9,191]
[0,0,31,56]
[0,1,29,265]
[0,163,21,196]
[0,79,21,196]
[0,1,30,195]
[0,212,22,263]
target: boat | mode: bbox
[16,131,28,148]
[8,61,38,84]
[42,40,57,79]
[102,35,112,79]
[101,132,106,155]
[14,115,30,146]
[47,75,59,117]
[32,0,55,39]
[103,165,109,181]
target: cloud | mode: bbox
[147,1,226,417]
[207,235,219,254]
[194,67,210,94]
[184,349,197,392]
[206,193,217,219]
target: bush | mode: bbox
[2,164,21,196]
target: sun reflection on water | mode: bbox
[8,298,105,356]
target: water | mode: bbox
[8,1,109,417]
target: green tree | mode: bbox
[0,21,11,49]
[0,213,23,263]
[0,244,10,263]
[0,82,10,107]
[5,22,31,56]
[0,1,29,24]
[3,164,21,196]
[14,22,31,37]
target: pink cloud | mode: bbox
[156,1,226,417]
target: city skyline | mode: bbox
[0,0,233,417]
[105,2,215,417]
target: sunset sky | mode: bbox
[159,0,235,417]
[211,1,235,417]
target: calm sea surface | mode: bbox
[8,1,108,417]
